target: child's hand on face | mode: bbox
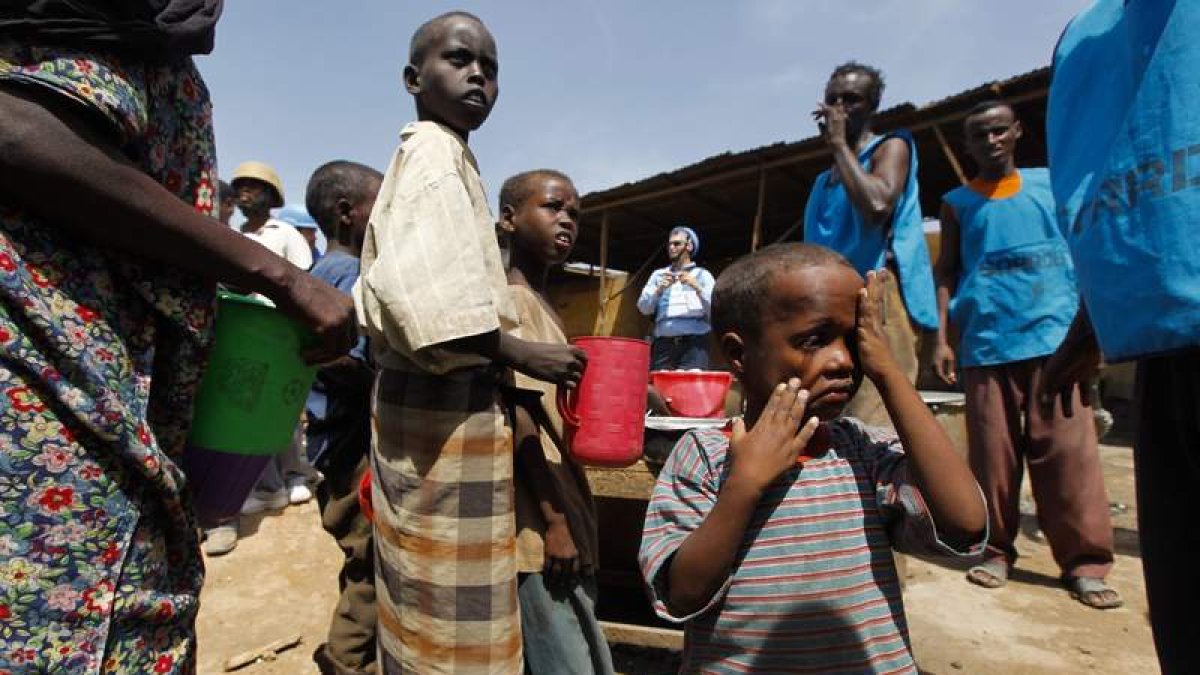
[728,378,820,494]
[856,269,899,383]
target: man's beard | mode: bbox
[237,192,272,219]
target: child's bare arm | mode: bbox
[512,402,580,585]
[440,331,586,387]
[933,203,962,385]
[666,381,818,615]
[858,270,986,544]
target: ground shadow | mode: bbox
[235,508,287,539]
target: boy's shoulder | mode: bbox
[310,250,360,287]
[400,120,468,156]
[663,426,732,477]
[828,416,898,455]
[391,120,479,188]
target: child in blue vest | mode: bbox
[932,100,1120,609]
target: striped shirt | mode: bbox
[639,419,984,674]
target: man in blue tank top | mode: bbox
[933,101,1120,609]
[804,62,938,428]
[1040,2,1200,669]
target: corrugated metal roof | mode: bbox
[580,67,1049,211]
[573,66,1051,272]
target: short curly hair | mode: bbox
[304,161,383,238]
[828,61,886,111]
[497,169,575,213]
[712,243,856,339]
[409,11,487,65]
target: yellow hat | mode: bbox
[230,161,285,208]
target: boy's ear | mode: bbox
[403,63,421,95]
[497,203,517,234]
[719,331,746,380]
[332,196,354,243]
[1012,119,1024,141]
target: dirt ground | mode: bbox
[196,441,1157,674]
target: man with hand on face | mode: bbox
[637,226,715,370]
[803,62,938,428]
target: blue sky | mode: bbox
[197,1,1091,211]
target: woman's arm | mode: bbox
[0,83,354,362]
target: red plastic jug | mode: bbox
[557,336,650,467]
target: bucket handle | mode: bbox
[556,385,581,428]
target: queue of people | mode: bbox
[0,1,1194,674]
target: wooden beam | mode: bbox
[593,211,610,334]
[581,87,1046,214]
[932,124,968,185]
[750,168,767,251]
[599,621,684,651]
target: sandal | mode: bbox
[1062,576,1123,610]
[966,559,1009,589]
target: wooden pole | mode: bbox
[594,211,610,334]
[932,124,968,185]
[751,168,767,251]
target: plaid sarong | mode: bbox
[371,364,521,674]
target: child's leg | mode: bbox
[677,333,711,370]
[650,337,674,371]
[518,573,614,675]
[1023,359,1115,580]
[372,366,521,674]
[313,449,376,674]
[962,364,1026,568]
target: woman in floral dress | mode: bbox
[0,10,355,673]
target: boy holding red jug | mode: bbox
[353,12,586,673]
[498,169,614,674]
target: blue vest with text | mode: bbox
[1048,0,1200,361]
[804,131,938,330]
[944,169,1077,368]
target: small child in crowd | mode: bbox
[302,160,384,674]
[498,169,614,674]
[639,243,988,673]
[353,11,586,673]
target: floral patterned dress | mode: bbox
[0,44,218,674]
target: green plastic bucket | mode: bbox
[187,291,318,455]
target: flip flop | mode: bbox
[1063,576,1124,610]
[966,559,1009,589]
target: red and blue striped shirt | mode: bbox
[639,419,984,673]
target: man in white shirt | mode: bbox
[637,226,715,370]
[233,161,312,269]
[230,161,315,509]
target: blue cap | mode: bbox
[671,225,700,257]
[276,203,318,230]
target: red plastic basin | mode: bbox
[650,370,733,418]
